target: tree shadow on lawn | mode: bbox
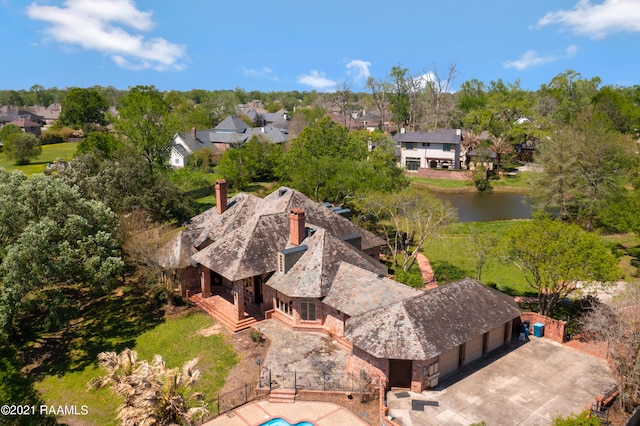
[432,261,469,283]
[22,284,164,380]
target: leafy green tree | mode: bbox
[592,85,640,134]
[540,70,601,124]
[0,171,124,337]
[112,85,178,173]
[59,87,109,127]
[90,348,208,425]
[76,131,122,158]
[3,132,42,165]
[456,79,488,114]
[388,65,411,129]
[501,217,619,316]
[217,147,253,191]
[0,124,21,144]
[57,150,193,223]
[552,411,601,426]
[531,109,637,228]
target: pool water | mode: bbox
[259,418,315,426]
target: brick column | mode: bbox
[201,267,211,297]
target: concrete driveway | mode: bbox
[387,337,616,426]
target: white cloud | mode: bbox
[538,0,640,39]
[27,0,186,71]
[345,59,371,85]
[503,45,578,70]
[297,70,336,90]
[243,67,273,77]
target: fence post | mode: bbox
[269,368,272,391]
[294,370,297,392]
[245,382,248,404]
[323,372,326,391]
[217,394,220,416]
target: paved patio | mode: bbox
[387,337,616,426]
[203,400,369,426]
[254,319,352,390]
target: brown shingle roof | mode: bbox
[323,263,419,316]
[344,278,521,360]
[267,229,387,298]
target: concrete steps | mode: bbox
[268,388,296,403]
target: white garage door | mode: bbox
[438,346,460,378]
[464,335,484,365]
[487,323,506,353]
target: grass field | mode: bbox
[422,221,538,296]
[0,142,78,174]
[32,284,238,425]
[409,170,535,193]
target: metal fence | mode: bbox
[213,381,266,417]
[259,368,377,402]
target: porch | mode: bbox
[190,285,264,332]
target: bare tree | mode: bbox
[330,80,353,127]
[423,63,458,130]
[366,76,390,131]
[355,188,457,271]
[89,348,208,425]
[582,282,640,412]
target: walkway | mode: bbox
[416,253,437,289]
[203,400,369,426]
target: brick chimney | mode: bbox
[191,127,196,139]
[215,179,228,214]
[289,208,306,245]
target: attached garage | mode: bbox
[486,323,506,353]
[438,346,460,378]
[464,335,484,365]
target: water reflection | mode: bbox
[433,192,532,222]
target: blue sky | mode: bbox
[2,0,640,93]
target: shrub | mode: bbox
[40,130,64,145]
[249,329,265,344]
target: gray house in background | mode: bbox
[395,129,462,171]
[170,115,288,168]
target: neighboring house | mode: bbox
[159,181,521,391]
[29,103,61,126]
[169,115,288,168]
[395,128,462,171]
[9,117,42,137]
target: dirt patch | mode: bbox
[196,324,223,337]
[218,328,270,394]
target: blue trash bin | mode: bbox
[533,322,545,337]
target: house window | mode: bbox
[405,142,414,150]
[405,158,420,171]
[300,298,316,321]
[443,144,451,152]
[276,293,293,317]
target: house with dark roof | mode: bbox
[395,128,462,171]
[159,182,520,391]
[169,115,288,168]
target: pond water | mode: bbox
[433,192,532,222]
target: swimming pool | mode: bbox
[259,418,315,426]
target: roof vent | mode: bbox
[377,274,385,280]
[278,188,287,196]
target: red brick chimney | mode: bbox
[215,179,228,214]
[289,208,306,245]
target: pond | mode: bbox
[433,191,532,222]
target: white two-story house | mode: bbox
[395,128,462,171]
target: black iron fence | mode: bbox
[259,368,377,402]
[212,381,267,417]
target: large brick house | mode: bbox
[159,181,520,391]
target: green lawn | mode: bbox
[36,311,238,425]
[422,221,537,296]
[0,142,78,174]
[409,175,475,191]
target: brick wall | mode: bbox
[520,313,566,343]
[416,168,472,180]
[348,346,389,387]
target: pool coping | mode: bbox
[202,400,370,426]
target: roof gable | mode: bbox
[214,115,249,133]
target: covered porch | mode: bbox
[193,267,266,332]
